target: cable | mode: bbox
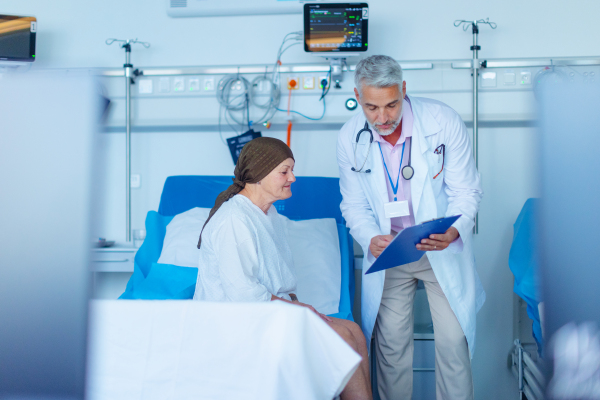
[276,96,326,121]
[533,61,568,100]
[319,67,332,100]
[274,67,331,121]
[215,31,304,144]
[216,74,251,127]
[249,75,280,124]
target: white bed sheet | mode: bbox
[86,300,360,400]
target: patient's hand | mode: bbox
[293,301,333,323]
[369,234,394,258]
[271,295,332,322]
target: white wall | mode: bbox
[5,0,600,69]
[5,1,599,399]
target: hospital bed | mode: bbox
[508,198,545,399]
[86,176,360,399]
[119,175,355,321]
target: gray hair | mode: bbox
[354,55,403,95]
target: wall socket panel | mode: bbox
[130,174,141,188]
[204,77,215,91]
[173,77,185,92]
[189,78,201,92]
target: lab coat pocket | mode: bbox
[428,152,444,194]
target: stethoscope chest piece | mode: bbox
[401,165,414,180]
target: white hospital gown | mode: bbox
[193,194,297,302]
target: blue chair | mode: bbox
[120,176,355,321]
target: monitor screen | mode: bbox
[304,3,368,53]
[0,15,37,62]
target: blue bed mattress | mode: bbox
[509,198,543,355]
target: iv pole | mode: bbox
[105,38,150,243]
[453,18,496,234]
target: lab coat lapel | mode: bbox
[369,140,388,203]
[410,97,441,221]
[357,118,388,203]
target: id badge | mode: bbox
[384,200,410,219]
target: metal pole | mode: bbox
[472,23,480,234]
[517,340,524,400]
[105,38,149,244]
[454,18,496,235]
[124,43,132,243]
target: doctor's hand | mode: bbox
[416,227,459,251]
[369,234,394,259]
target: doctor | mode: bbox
[337,55,485,400]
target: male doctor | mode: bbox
[337,55,485,400]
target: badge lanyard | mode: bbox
[378,141,405,201]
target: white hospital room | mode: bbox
[1,1,599,399]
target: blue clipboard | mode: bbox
[365,215,461,275]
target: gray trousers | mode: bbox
[373,255,473,400]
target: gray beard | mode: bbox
[369,107,404,137]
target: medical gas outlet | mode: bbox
[287,77,299,90]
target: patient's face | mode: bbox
[261,158,296,202]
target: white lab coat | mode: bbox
[337,95,486,357]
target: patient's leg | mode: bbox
[327,318,372,400]
[331,318,370,380]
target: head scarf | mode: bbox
[197,137,294,248]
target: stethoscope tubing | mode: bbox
[353,120,414,180]
[352,121,373,173]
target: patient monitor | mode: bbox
[303,3,369,54]
[0,14,37,63]
[303,3,369,88]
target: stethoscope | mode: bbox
[351,121,415,180]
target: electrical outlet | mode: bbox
[204,77,215,91]
[229,80,244,93]
[319,76,330,90]
[189,78,200,92]
[130,174,141,188]
[173,77,185,92]
[159,77,170,93]
[138,79,153,94]
[504,72,516,85]
[303,76,315,90]
[481,72,497,88]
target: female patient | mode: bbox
[194,137,371,400]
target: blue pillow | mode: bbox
[120,211,174,298]
[120,262,197,300]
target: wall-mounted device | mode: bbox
[303,3,368,54]
[0,15,37,63]
[304,3,368,89]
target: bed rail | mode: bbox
[511,339,545,400]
